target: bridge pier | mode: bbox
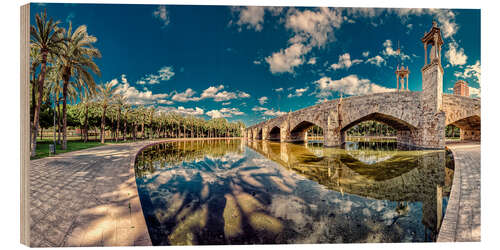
[324,130,344,147]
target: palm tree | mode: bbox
[147,106,156,139]
[122,104,131,141]
[96,81,118,143]
[78,86,95,143]
[30,11,65,157]
[30,46,42,142]
[58,22,101,150]
[114,94,127,142]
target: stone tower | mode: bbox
[421,21,444,113]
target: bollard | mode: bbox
[49,144,56,156]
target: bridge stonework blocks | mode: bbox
[246,91,479,149]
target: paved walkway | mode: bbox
[29,140,158,247]
[438,142,481,242]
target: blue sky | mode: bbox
[31,3,480,126]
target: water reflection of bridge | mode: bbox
[246,140,454,240]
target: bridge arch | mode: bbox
[341,112,417,132]
[340,112,418,145]
[289,120,325,143]
[447,115,480,141]
[268,126,281,141]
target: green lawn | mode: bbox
[32,139,104,160]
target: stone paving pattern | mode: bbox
[437,142,481,242]
[29,141,157,247]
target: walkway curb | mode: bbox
[437,143,481,242]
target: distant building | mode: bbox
[453,80,469,97]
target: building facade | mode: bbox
[453,80,469,97]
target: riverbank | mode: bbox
[438,141,481,242]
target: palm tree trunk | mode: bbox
[62,71,70,150]
[30,69,36,145]
[100,104,107,143]
[116,108,121,142]
[31,51,48,157]
[133,123,137,141]
[57,99,61,144]
[141,120,145,139]
[84,103,89,143]
[53,96,56,145]
[123,119,127,141]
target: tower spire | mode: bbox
[395,40,410,91]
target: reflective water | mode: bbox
[134,139,454,245]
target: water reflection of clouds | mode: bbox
[135,140,450,244]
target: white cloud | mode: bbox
[314,75,393,97]
[222,102,231,106]
[274,87,284,92]
[171,88,200,102]
[331,53,363,70]
[362,51,370,57]
[157,99,173,105]
[287,87,309,98]
[307,57,317,65]
[158,106,204,116]
[265,43,310,74]
[200,85,237,101]
[258,96,268,105]
[252,106,268,112]
[445,41,467,66]
[285,7,343,48]
[115,75,170,105]
[231,6,283,32]
[171,85,250,102]
[264,7,344,74]
[382,39,410,60]
[264,109,287,117]
[252,106,286,117]
[206,107,244,118]
[253,60,261,65]
[238,91,251,98]
[153,6,170,27]
[432,9,458,38]
[390,9,458,38]
[454,60,481,86]
[137,66,175,84]
[365,55,385,67]
[469,86,480,98]
[345,8,459,39]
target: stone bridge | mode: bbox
[245,22,480,149]
[245,92,480,149]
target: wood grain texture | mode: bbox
[20,3,30,246]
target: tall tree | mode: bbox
[114,94,127,142]
[30,11,65,157]
[96,81,118,143]
[59,22,101,149]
